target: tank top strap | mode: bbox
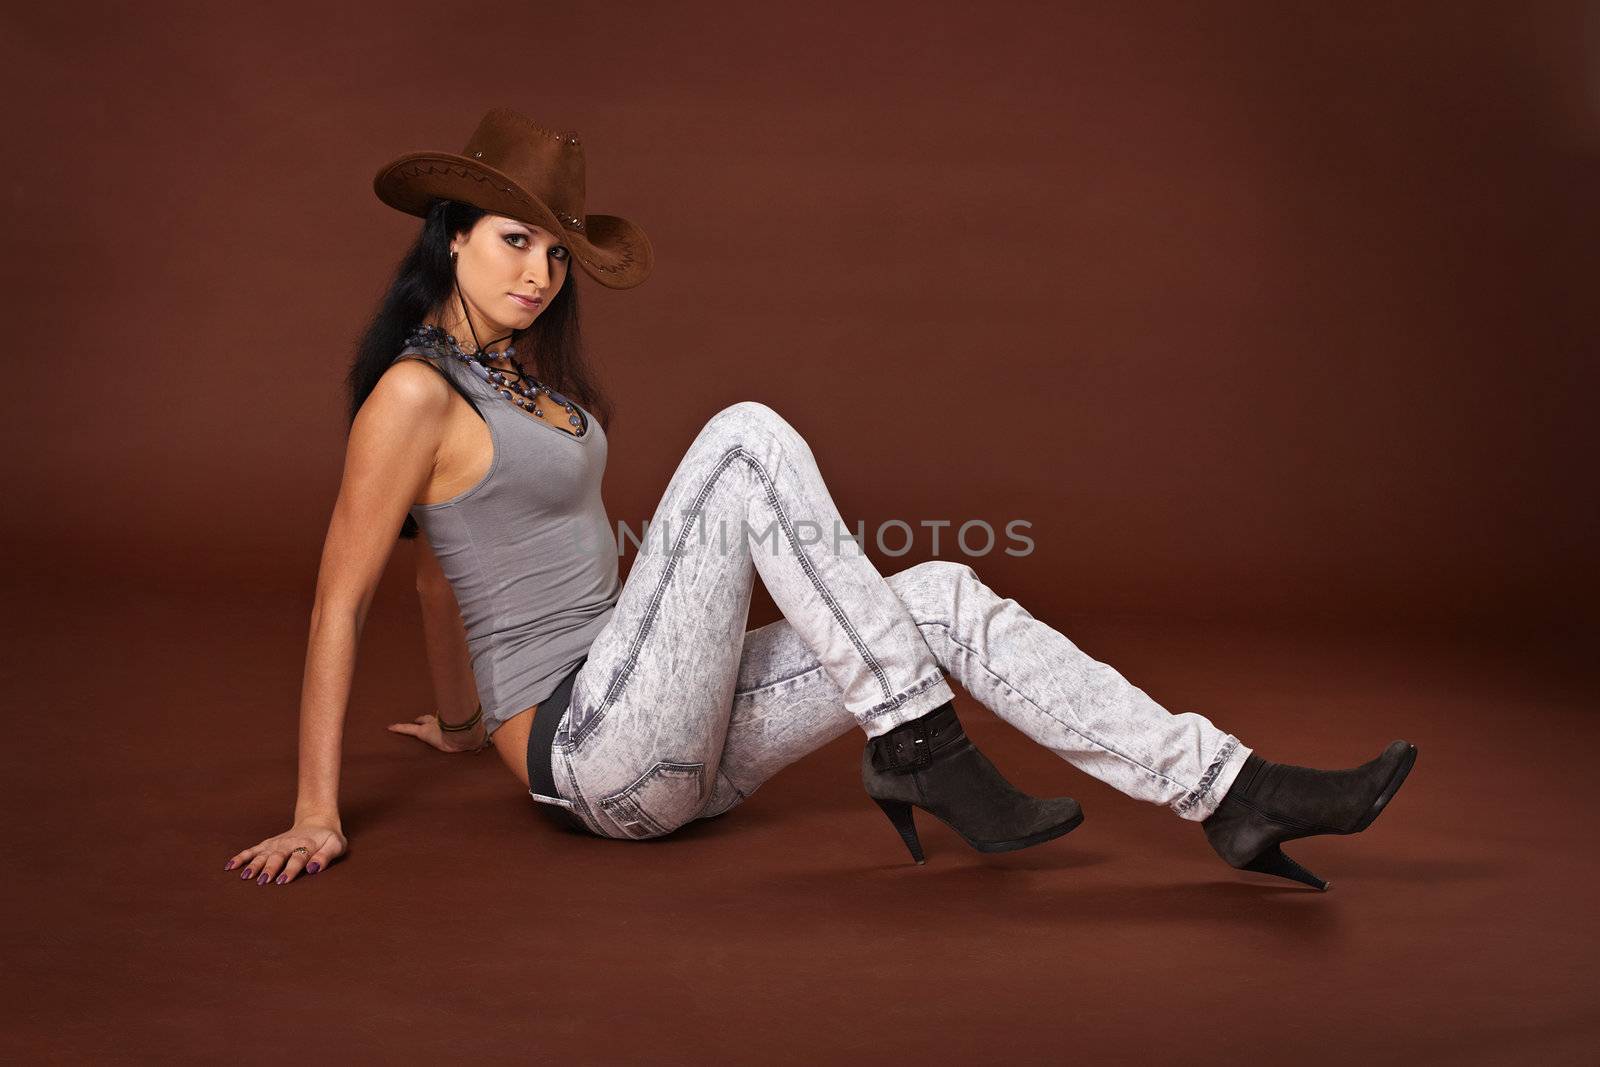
[394,343,499,395]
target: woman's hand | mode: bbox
[225,819,347,885]
[388,711,489,754]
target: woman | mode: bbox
[225,107,1416,891]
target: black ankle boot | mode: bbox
[1202,740,1417,890]
[862,700,1083,864]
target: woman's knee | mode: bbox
[713,400,782,425]
[888,560,978,624]
[699,400,811,454]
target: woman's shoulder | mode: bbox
[368,349,459,420]
[388,346,449,374]
[378,338,488,421]
[382,345,454,386]
[364,335,460,415]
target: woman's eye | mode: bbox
[503,235,566,261]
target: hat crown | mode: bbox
[463,107,587,231]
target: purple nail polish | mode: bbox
[276,873,287,885]
[257,872,269,885]
[242,868,253,879]
[306,861,321,874]
[224,860,235,871]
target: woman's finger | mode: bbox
[275,849,310,885]
[234,844,267,879]
[306,842,339,876]
[253,851,284,886]
[415,714,432,724]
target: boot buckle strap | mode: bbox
[872,720,934,772]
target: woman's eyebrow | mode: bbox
[503,222,556,240]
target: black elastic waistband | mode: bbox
[525,656,594,835]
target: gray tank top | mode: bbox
[392,338,621,738]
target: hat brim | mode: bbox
[373,151,652,290]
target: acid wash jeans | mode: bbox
[538,401,1253,841]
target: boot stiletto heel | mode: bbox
[862,700,1083,864]
[871,797,925,864]
[1203,740,1417,891]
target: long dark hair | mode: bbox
[346,199,616,540]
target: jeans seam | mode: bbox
[569,446,743,748]
[698,768,746,819]
[707,786,745,819]
[572,441,897,748]
[554,744,609,837]
[1173,735,1240,817]
[743,445,897,707]
[917,618,1190,793]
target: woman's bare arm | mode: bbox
[412,530,487,746]
[223,360,452,887]
[293,364,453,823]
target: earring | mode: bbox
[450,250,458,263]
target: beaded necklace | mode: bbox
[405,322,586,435]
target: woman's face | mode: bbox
[449,213,570,337]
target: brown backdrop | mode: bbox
[8,1,1596,631]
[6,1,1596,1062]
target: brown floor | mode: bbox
[9,577,1597,1064]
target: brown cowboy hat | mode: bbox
[373,106,653,290]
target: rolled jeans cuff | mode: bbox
[857,669,958,737]
[1171,735,1253,822]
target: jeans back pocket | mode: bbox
[596,760,707,840]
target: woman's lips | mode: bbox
[509,293,542,309]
